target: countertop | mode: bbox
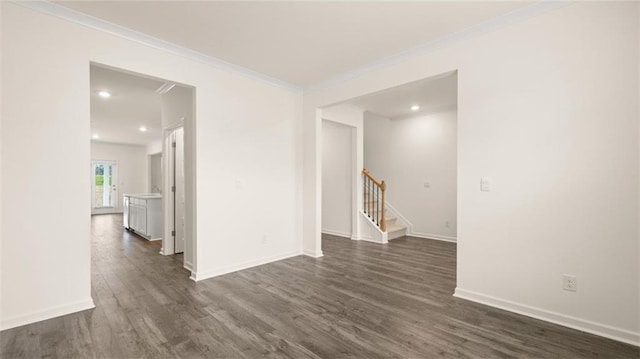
[124,193,162,199]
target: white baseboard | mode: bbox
[184,260,193,271]
[384,202,413,231]
[1,298,95,331]
[321,229,351,239]
[409,231,457,243]
[303,249,324,258]
[454,288,640,347]
[191,250,302,282]
[359,235,385,244]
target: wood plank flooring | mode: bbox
[1,214,638,358]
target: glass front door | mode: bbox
[92,160,117,213]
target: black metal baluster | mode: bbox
[363,173,366,214]
[368,178,372,218]
[369,178,371,217]
[376,186,380,226]
[373,184,377,225]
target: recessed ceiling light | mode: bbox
[92,134,99,139]
[411,105,420,111]
[98,91,111,99]
[139,126,148,132]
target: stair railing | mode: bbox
[362,168,386,232]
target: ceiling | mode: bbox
[91,65,165,146]
[56,1,530,88]
[349,72,457,120]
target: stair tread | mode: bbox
[386,224,406,232]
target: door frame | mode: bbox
[90,159,119,215]
[161,122,184,258]
[320,118,360,241]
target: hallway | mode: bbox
[1,215,637,358]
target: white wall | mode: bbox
[146,139,162,155]
[91,142,148,212]
[321,120,352,238]
[319,105,365,250]
[0,1,4,325]
[364,111,457,240]
[1,2,301,330]
[303,2,639,345]
[162,86,192,129]
[146,140,163,195]
[148,153,162,193]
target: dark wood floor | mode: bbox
[1,214,638,358]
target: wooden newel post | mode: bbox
[380,180,386,231]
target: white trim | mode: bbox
[454,288,640,347]
[408,232,457,243]
[359,211,388,243]
[321,229,351,239]
[13,1,570,95]
[385,201,413,232]
[191,250,302,282]
[1,298,95,331]
[305,1,571,93]
[184,260,193,271]
[359,236,385,244]
[12,0,301,93]
[385,202,457,243]
[303,249,324,258]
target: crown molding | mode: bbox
[303,1,572,94]
[13,1,571,96]
[11,0,303,94]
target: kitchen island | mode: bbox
[123,193,162,241]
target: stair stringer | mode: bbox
[384,201,414,234]
[358,211,388,244]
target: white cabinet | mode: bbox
[123,194,162,241]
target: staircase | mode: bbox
[362,168,407,242]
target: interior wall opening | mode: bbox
[317,70,458,251]
[89,63,196,276]
[321,119,355,240]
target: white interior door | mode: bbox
[91,160,118,215]
[174,128,186,254]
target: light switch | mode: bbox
[480,178,491,192]
[423,181,431,188]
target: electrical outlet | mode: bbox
[261,235,268,245]
[445,221,450,228]
[423,181,431,188]
[480,178,491,192]
[562,274,577,292]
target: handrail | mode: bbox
[362,168,386,232]
[362,168,385,189]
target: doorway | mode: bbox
[321,119,355,240]
[91,160,118,214]
[317,71,458,250]
[166,127,186,254]
[90,62,196,276]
